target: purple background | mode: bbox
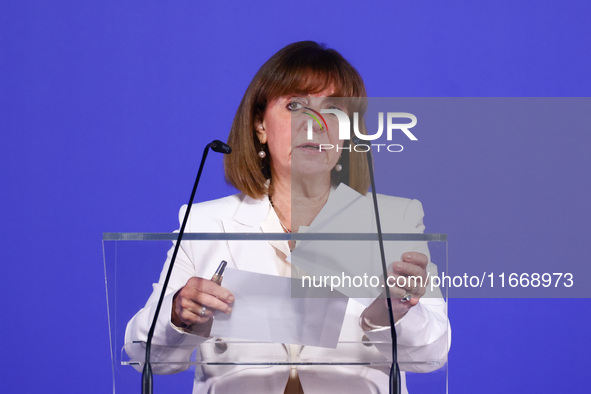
[1,1,590,393]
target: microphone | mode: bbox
[353,136,401,394]
[352,136,363,146]
[141,139,232,394]
[208,140,232,154]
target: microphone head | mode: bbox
[351,136,363,146]
[209,140,232,154]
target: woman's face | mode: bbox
[256,88,345,184]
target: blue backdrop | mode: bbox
[1,1,590,393]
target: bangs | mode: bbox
[255,43,366,112]
[266,65,358,100]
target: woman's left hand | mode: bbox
[361,252,429,328]
[388,252,428,306]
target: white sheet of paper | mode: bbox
[210,268,348,348]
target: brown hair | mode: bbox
[224,41,370,199]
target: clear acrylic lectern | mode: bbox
[103,232,448,393]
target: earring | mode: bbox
[258,144,267,159]
[256,124,267,158]
[334,162,343,172]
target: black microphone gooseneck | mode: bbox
[141,140,232,394]
[353,137,401,394]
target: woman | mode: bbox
[126,41,450,393]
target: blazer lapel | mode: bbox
[221,195,280,276]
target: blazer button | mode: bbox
[361,334,373,347]
[214,338,228,354]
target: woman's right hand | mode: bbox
[171,277,234,328]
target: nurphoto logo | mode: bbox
[305,108,419,153]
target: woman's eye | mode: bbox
[287,101,303,111]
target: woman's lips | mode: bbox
[295,143,321,151]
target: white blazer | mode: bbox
[125,184,450,393]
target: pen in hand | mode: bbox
[196,260,228,338]
[211,260,227,285]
